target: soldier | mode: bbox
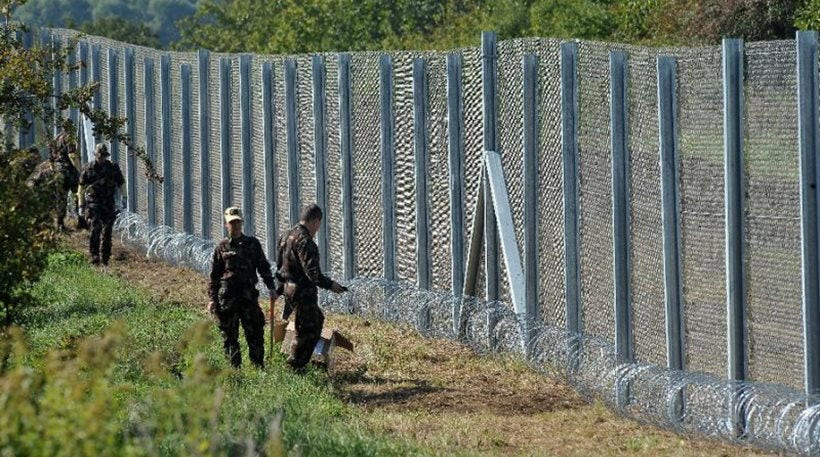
[27,131,80,230]
[52,129,81,224]
[78,143,126,265]
[273,203,347,372]
[208,207,275,368]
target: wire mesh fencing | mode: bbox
[43,27,820,455]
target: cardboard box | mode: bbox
[274,320,353,369]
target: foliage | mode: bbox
[71,17,161,48]
[175,0,455,53]
[0,0,160,326]
[0,148,61,326]
[0,252,421,456]
[12,0,198,46]
[175,0,809,53]
[795,0,820,31]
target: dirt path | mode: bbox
[65,232,782,456]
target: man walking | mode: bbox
[208,207,275,368]
[274,203,346,372]
[78,143,126,265]
[28,130,80,230]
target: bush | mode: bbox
[0,148,61,326]
[1,253,421,456]
[0,3,161,327]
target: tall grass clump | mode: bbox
[0,251,422,456]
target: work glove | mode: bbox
[330,282,348,294]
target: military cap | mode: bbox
[224,206,243,223]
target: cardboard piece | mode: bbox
[274,320,353,369]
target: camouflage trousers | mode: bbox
[88,203,116,264]
[215,296,265,368]
[285,285,325,371]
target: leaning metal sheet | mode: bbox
[577,41,615,343]
[532,39,565,329]
[496,39,527,307]
[324,56,343,276]
[425,52,453,292]
[350,53,384,279]
[391,51,421,284]
[626,46,667,366]
[297,55,316,229]
[744,41,803,391]
[676,46,727,377]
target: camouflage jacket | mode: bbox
[79,160,124,205]
[208,234,275,302]
[274,224,334,294]
[51,132,78,167]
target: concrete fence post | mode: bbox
[413,58,432,330]
[610,50,633,367]
[522,53,540,346]
[482,31,500,346]
[144,57,157,226]
[447,53,465,334]
[219,57,232,224]
[313,55,330,271]
[181,63,193,234]
[124,47,137,213]
[198,49,211,239]
[284,58,300,226]
[262,61,278,259]
[380,55,397,283]
[339,53,356,282]
[796,30,820,398]
[561,41,582,340]
[107,48,119,163]
[160,53,173,228]
[240,54,254,235]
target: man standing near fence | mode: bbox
[273,203,347,372]
[78,143,126,265]
[208,206,276,368]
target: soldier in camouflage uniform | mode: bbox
[78,143,126,265]
[27,131,80,230]
[274,204,347,372]
[208,207,275,368]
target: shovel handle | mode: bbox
[268,296,275,360]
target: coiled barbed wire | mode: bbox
[114,212,214,273]
[113,211,820,456]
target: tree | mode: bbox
[147,0,196,44]
[796,0,820,30]
[0,0,160,326]
[74,17,161,48]
[175,0,455,53]
[12,0,200,47]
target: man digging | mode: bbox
[274,203,347,372]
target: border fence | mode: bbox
[17,28,820,454]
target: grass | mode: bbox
[1,249,423,456]
[4,237,784,456]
